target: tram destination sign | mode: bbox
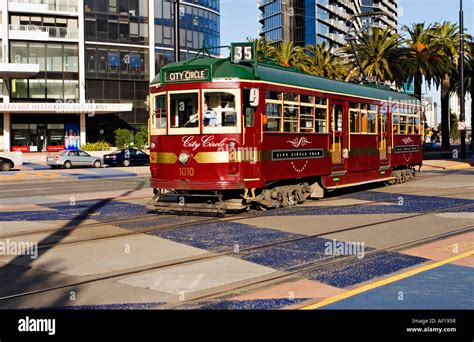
[163,68,210,83]
[394,145,420,153]
[272,149,324,161]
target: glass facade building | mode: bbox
[259,0,398,48]
[154,0,220,72]
[0,0,221,152]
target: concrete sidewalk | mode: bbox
[422,159,474,171]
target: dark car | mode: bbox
[422,141,441,151]
[0,157,14,171]
[103,148,150,167]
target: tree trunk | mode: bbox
[414,72,422,100]
[471,82,474,155]
[440,73,451,151]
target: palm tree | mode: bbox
[453,39,473,152]
[303,42,347,80]
[434,22,460,150]
[433,21,472,151]
[250,37,276,62]
[273,41,306,69]
[402,23,447,100]
[343,27,407,85]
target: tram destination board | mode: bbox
[272,149,324,161]
[394,145,420,153]
[163,68,210,83]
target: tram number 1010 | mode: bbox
[179,167,195,177]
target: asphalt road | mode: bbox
[0,169,472,310]
[0,176,150,200]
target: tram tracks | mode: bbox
[2,185,473,253]
[0,168,471,244]
[0,192,473,303]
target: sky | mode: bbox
[220,0,474,125]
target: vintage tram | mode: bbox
[147,43,422,214]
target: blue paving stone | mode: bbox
[274,192,474,216]
[22,163,51,170]
[241,237,349,270]
[114,215,202,230]
[78,168,138,179]
[185,298,308,310]
[302,251,428,288]
[0,199,148,222]
[321,264,474,309]
[151,222,305,252]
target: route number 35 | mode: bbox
[232,43,255,63]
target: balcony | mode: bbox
[324,18,347,32]
[0,63,39,78]
[8,0,78,15]
[9,24,79,41]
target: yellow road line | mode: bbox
[300,249,474,310]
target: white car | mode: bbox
[47,150,102,169]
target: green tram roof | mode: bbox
[152,56,419,104]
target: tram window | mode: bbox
[414,115,421,134]
[300,95,315,104]
[360,104,369,133]
[392,114,399,134]
[243,89,255,127]
[349,103,359,133]
[380,108,388,133]
[202,91,237,127]
[154,95,167,129]
[350,110,360,133]
[332,105,343,132]
[283,93,300,132]
[169,92,199,128]
[399,115,407,134]
[283,93,299,102]
[265,103,281,131]
[300,105,315,132]
[367,112,377,133]
[315,107,327,133]
[283,105,298,132]
[266,90,280,100]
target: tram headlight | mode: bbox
[179,152,190,165]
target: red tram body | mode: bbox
[147,46,422,214]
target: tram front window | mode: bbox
[202,91,238,128]
[169,92,199,128]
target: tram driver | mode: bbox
[203,96,218,127]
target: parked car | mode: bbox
[0,157,14,171]
[103,148,150,167]
[422,141,441,151]
[47,150,102,169]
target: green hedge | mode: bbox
[81,141,111,151]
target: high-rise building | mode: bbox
[258,0,398,48]
[0,0,220,152]
[421,96,438,129]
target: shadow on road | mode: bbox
[0,180,147,309]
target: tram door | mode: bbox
[241,88,260,178]
[331,102,348,172]
[379,107,389,162]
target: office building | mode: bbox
[258,0,398,48]
[0,0,220,152]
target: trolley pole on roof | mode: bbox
[173,0,180,62]
[459,0,466,159]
